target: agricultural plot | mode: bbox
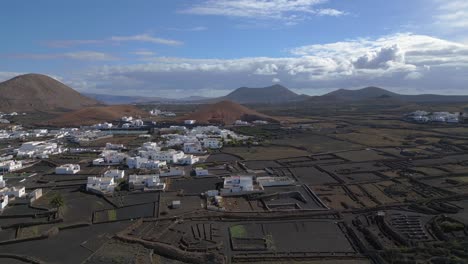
[335,149,394,162]
[311,185,362,210]
[289,166,338,184]
[167,177,222,194]
[93,203,155,223]
[229,220,356,255]
[242,160,282,170]
[259,185,328,211]
[223,146,310,160]
[272,134,363,153]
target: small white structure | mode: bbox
[4,186,26,198]
[184,120,196,125]
[55,164,80,174]
[234,120,249,126]
[171,200,181,209]
[203,138,222,149]
[128,174,166,191]
[194,167,209,177]
[150,109,161,116]
[105,143,125,150]
[0,194,8,210]
[220,176,256,196]
[28,189,43,202]
[160,167,185,177]
[253,120,269,125]
[0,176,5,188]
[178,155,199,165]
[183,142,205,154]
[121,116,133,122]
[0,160,23,172]
[86,177,116,194]
[103,169,125,179]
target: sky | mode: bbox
[1,0,468,98]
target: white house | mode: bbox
[4,186,26,198]
[55,164,80,174]
[93,150,128,165]
[86,177,116,194]
[160,167,185,177]
[234,120,249,126]
[127,157,148,169]
[152,149,185,163]
[103,169,125,179]
[121,116,133,122]
[0,175,5,188]
[28,189,43,202]
[183,142,205,154]
[184,120,196,125]
[15,141,63,158]
[203,138,222,149]
[178,154,199,165]
[142,142,160,151]
[220,176,260,196]
[194,167,209,177]
[105,143,125,150]
[0,160,23,172]
[142,160,166,170]
[128,174,165,191]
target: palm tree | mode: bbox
[49,194,65,217]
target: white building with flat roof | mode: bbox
[183,142,205,154]
[159,167,185,177]
[2,186,26,198]
[55,164,80,174]
[220,176,263,196]
[203,138,222,149]
[194,167,209,177]
[15,141,63,158]
[103,169,125,179]
[184,120,196,125]
[128,174,165,191]
[0,160,22,172]
[86,177,116,195]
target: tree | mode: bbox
[49,194,65,217]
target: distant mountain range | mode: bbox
[86,84,307,104]
[320,86,468,103]
[2,73,468,115]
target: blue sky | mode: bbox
[1,0,467,97]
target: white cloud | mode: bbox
[66,33,468,96]
[254,63,278,75]
[181,0,346,23]
[110,34,182,46]
[44,33,182,48]
[272,77,281,83]
[433,0,468,32]
[130,50,157,56]
[10,51,117,61]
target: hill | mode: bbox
[0,74,100,112]
[323,87,399,101]
[202,84,307,104]
[320,86,468,103]
[45,105,149,127]
[183,100,277,125]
